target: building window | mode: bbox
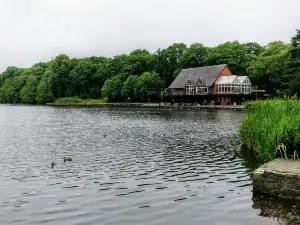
[215,76,251,94]
[186,85,195,95]
[196,86,210,94]
[217,84,234,93]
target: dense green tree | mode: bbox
[135,72,162,101]
[101,75,123,102]
[205,41,248,75]
[1,66,24,80]
[69,60,94,97]
[153,43,187,87]
[24,65,45,80]
[88,56,107,65]
[291,30,300,47]
[103,55,129,78]
[0,67,26,102]
[261,41,290,56]
[125,49,154,75]
[287,30,300,94]
[0,73,28,103]
[121,75,139,101]
[244,42,264,55]
[86,57,108,98]
[0,79,13,103]
[288,74,300,95]
[33,62,49,69]
[93,56,128,91]
[247,42,291,94]
[20,75,38,104]
[48,55,77,98]
[179,43,207,69]
[0,65,47,103]
[36,71,54,104]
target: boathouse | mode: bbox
[168,64,254,105]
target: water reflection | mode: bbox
[238,144,300,224]
[253,193,300,225]
[0,105,296,225]
[237,145,262,172]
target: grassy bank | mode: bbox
[54,97,106,104]
[240,100,300,162]
[49,97,147,107]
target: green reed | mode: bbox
[239,100,300,162]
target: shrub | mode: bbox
[55,97,84,103]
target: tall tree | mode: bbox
[36,71,54,104]
[205,41,248,75]
[121,75,139,101]
[69,60,94,98]
[153,43,187,87]
[1,66,24,80]
[244,42,264,55]
[247,41,291,94]
[125,49,154,75]
[261,41,289,56]
[287,30,300,94]
[179,43,207,69]
[135,72,162,102]
[101,75,123,102]
[20,75,38,104]
[48,55,77,98]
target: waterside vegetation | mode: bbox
[55,97,106,104]
[0,30,300,104]
[240,100,300,162]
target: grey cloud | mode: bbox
[0,0,299,71]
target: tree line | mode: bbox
[0,29,299,104]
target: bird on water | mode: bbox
[51,157,72,167]
[63,157,72,163]
[51,161,56,168]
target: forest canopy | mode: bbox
[0,30,300,104]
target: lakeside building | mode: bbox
[168,64,256,105]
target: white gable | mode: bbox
[215,75,240,84]
[238,76,251,84]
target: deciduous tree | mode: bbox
[121,75,139,101]
[20,75,38,104]
[101,75,123,102]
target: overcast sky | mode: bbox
[0,0,299,72]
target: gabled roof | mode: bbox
[169,64,227,89]
[237,76,251,84]
[215,75,240,84]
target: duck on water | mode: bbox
[51,157,73,168]
[63,157,72,162]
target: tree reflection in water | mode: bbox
[252,193,300,225]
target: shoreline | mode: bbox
[46,102,246,110]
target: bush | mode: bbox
[55,97,84,103]
[240,100,300,162]
[54,97,106,104]
[84,98,106,104]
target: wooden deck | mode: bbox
[169,104,246,110]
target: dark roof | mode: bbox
[169,64,227,88]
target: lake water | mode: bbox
[0,105,300,225]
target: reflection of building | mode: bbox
[168,64,254,105]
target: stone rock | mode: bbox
[253,159,300,200]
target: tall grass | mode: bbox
[240,100,300,162]
[55,97,106,104]
[55,97,84,103]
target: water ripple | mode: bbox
[0,106,291,225]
